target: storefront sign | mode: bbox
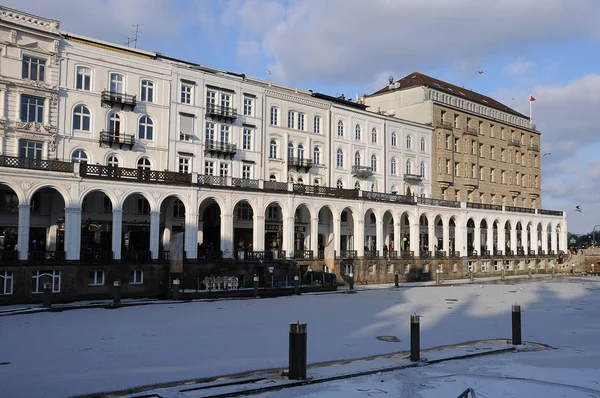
[266,224,283,231]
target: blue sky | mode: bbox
[10,0,600,234]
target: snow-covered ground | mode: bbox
[0,277,599,397]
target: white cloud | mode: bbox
[504,59,535,76]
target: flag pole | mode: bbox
[530,94,533,126]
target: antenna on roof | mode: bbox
[388,75,394,84]
[125,23,144,48]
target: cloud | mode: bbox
[504,59,535,76]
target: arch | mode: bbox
[336,179,344,189]
[354,150,361,166]
[269,139,278,158]
[293,201,316,219]
[406,159,412,175]
[337,120,344,136]
[371,127,377,144]
[355,124,361,140]
[138,115,154,140]
[106,153,121,167]
[419,161,425,178]
[370,154,377,171]
[263,199,289,219]
[336,148,344,167]
[0,181,26,205]
[420,137,426,152]
[72,103,91,131]
[390,157,397,175]
[27,184,72,208]
[406,134,412,149]
[391,131,397,146]
[71,149,89,163]
[137,156,152,170]
[120,190,157,212]
[79,187,118,210]
[107,110,122,134]
[157,193,190,213]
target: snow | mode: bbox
[1,277,599,397]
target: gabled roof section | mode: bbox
[370,72,527,118]
[312,92,367,110]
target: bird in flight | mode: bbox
[478,70,485,74]
[575,205,582,213]
[543,152,551,157]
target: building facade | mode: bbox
[366,73,542,208]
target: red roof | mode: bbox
[369,72,527,119]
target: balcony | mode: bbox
[0,155,73,173]
[505,205,536,214]
[99,131,135,149]
[364,250,379,259]
[352,165,374,178]
[417,197,461,208]
[340,250,357,259]
[204,140,237,159]
[198,174,227,187]
[463,177,479,189]
[29,251,65,263]
[205,104,238,123]
[82,250,113,263]
[293,184,359,199]
[462,127,478,136]
[437,174,454,187]
[80,163,192,186]
[528,143,539,152]
[404,173,423,183]
[288,157,314,172]
[466,202,503,211]
[361,191,415,205]
[264,180,288,192]
[294,250,314,260]
[539,209,564,217]
[508,139,521,147]
[121,250,151,262]
[435,120,454,131]
[232,178,260,190]
[101,90,136,111]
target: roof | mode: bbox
[312,92,367,110]
[369,72,527,119]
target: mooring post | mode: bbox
[112,280,121,306]
[288,322,307,379]
[172,278,180,300]
[512,304,522,345]
[394,271,399,287]
[528,266,532,279]
[436,269,441,285]
[294,275,300,295]
[43,282,52,309]
[253,274,259,297]
[469,269,474,282]
[410,313,421,361]
[348,272,354,290]
[501,265,505,280]
[552,265,555,278]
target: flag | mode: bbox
[529,95,536,101]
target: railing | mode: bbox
[364,250,379,258]
[264,180,288,191]
[528,249,535,256]
[244,250,285,261]
[29,251,65,262]
[494,249,503,256]
[99,131,135,148]
[538,250,546,256]
[419,250,430,258]
[508,139,521,147]
[401,251,414,258]
[197,250,223,260]
[159,251,170,261]
[467,250,478,258]
[294,184,360,199]
[434,250,446,258]
[198,174,227,186]
[101,90,136,108]
[517,248,525,256]
[231,178,260,189]
[288,157,314,169]
[505,250,514,257]
[121,250,151,262]
[548,250,555,256]
[481,250,491,258]
[0,155,73,173]
[467,202,503,211]
[205,140,237,154]
[81,163,192,185]
[294,250,314,260]
[352,165,374,177]
[435,120,454,130]
[340,250,357,259]
[388,250,398,259]
[418,197,461,208]
[528,143,539,151]
[82,250,113,263]
[539,209,563,216]
[449,250,461,258]
[0,250,18,262]
[362,191,415,205]
[463,127,478,136]
[505,205,535,214]
[318,250,325,260]
[457,387,476,398]
[205,104,238,120]
[403,173,423,182]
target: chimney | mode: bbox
[394,82,401,89]
[388,75,394,90]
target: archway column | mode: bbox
[185,211,198,259]
[442,220,450,254]
[551,227,558,253]
[410,221,419,256]
[522,226,529,255]
[473,225,481,255]
[376,219,384,254]
[542,224,549,253]
[510,226,517,254]
[428,222,435,253]
[253,215,265,251]
[393,221,401,254]
[311,217,319,253]
[150,211,160,260]
[112,209,122,260]
[333,217,341,258]
[282,216,294,257]
[356,219,365,257]
[221,213,234,258]
[65,207,82,260]
[487,226,494,255]
[560,228,567,253]
[498,226,505,255]
[455,214,467,256]
[17,204,30,260]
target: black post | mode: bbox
[172,278,180,300]
[288,322,307,379]
[253,275,259,297]
[394,271,399,287]
[43,282,52,308]
[512,304,522,345]
[113,280,121,306]
[410,313,420,361]
[349,272,354,290]
[294,275,300,295]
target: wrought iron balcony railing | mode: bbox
[101,90,136,110]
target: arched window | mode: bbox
[406,134,412,149]
[109,73,124,93]
[371,128,377,144]
[354,151,361,166]
[269,139,278,158]
[288,142,294,159]
[270,174,277,182]
[355,181,361,190]
[406,159,412,175]
[137,157,151,170]
[138,116,153,140]
[297,177,304,185]
[297,143,304,159]
[391,132,397,147]
[72,105,91,131]
[420,161,426,178]
[337,120,344,137]
[336,179,343,189]
[108,112,121,134]
[336,148,344,168]
[355,124,361,140]
[391,185,398,194]
[107,155,120,167]
[313,146,320,165]
[371,154,377,172]
[420,137,426,152]
[71,149,88,163]
[390,157,397,175]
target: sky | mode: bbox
[8,0,600,234]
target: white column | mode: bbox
[523,227,529,255]
[356,219,365,257]
[112,209,122,260]
[510,226,517,254]
[376,220,384,255]
[333,217,341,258]
[542,225,549,253]
[0,88,6,119]
[17,205,30,260]
[410,222,419,256]
[197,221,204,247]
[428,223,435,254]
[65,207,82,260]
[221,213,234,258]
[283,216,295,257]
[44,98,50,125]
[560,228,568,253]
[311,217,319,253]
[498,226,506,255]
[487,227,494,255]
[254,215,265,251]
[456,215,468,257]
[551,228,558,253]
[443,220,450,254]
[150,211,160,260]
[185,212,198,259]
[393,221,401,254]
[474,225,481,255]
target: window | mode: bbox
[337,179,343,189]
[391,132,397,147]
[129,269,143,284]
[237,202,253,220]
[109,73,124,94]
[288,110,295,129]
[138,116,153,140]
[140,80,154,102]
[20,95,44,123]
[501,127,505,140]
[270,107,279,125]
[108,112,121,134]
[454,114,459,128]
[490,124,495,137]
[219,163,229,177]
[313,116,321,133]
[355,124,361,140]
[479,166,484,180]
[31,270,60,293]
[220,93,231,109]
[179,114,194,141]
[107,155,120,168]
[454,162,460,176]
[206,90,216,108]
[420,162,426,178]
[420,138,426,152]
[472,140,477,155]
[371,154,377,172]
[490,168,495,182]
[479,143,484,157]
[288,142,294,159]
[354,151,361,166]
[501,149,506,162]
[0,271,13,295]
[437,159,442,174]
[337,120,344,137]
[242,164,252,179]
[391,157,397,175]
[269,139,278,158]
[205,161,214,175]
[71,150,88,163]
[490,146,495,160]
[297,144,304,159]
[371,128,377,144]
[297,113,305,130]
[243,128,252,150]
[406,159,412,175]
[243,96,254,116]
[178,156,190,173]
[89,270,105,286]
[205,122,215,142]
[22,56,45,81]
[19,140,42,159]
[406,134,412,149]
[336,148,344,168]
[267,205,279,219]
[181,82,193,104]
[137,157,151,170]
[441,110,446,122]
[501,170,506,184]
[220,125,230,143]
[76,66,91,90]
[446,160,451,174]
[72,104,91,131]
[313,146,321,164]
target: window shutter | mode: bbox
[180,114,193,134]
